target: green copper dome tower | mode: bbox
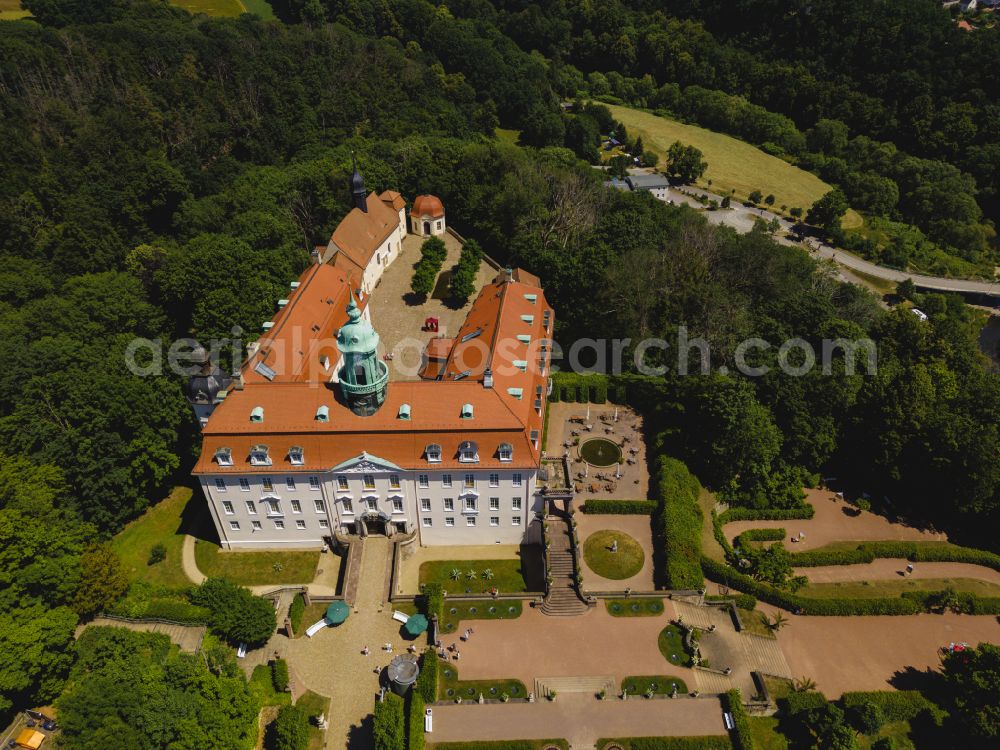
[336,293,389,416]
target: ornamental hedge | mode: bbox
[272,658,289,692]
[373,692,405,750]
[581,499,656,515]
[839,691,940,723]
[718,506,815,523]
[790,541,1000,570]
[722,689,754,750]
[780,691,829,716]
[422,582,444,621]
[654,456,704,589]
[407,693,425,750]
[734,528,786,548]
[289,593,305,634]
[599,738,733,750]
[415,648,439,703]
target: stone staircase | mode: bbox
[540,519,588,616]
[535,675,616,698]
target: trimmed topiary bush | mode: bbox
[289,593,305,635]
[581,500,656,515]
[780,691,829,716]
[373,693,405,750]
[654,457,704,589]
[719,506,815,522]
[415,647,439,703]
[272,658,290,692]
[847,700,885,734]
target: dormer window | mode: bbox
[513,360,527,372]
[250,445,271,466]
[215,447,233,466]
[499,443,513,462]
[315,405,329,422]
[250,406,264,423]
[516,335,531,344]
[289,446,304,465]
[459,440,479,463]
[460,403,474,419]
[426,444,442,463]
[507,387,523,400]
[397,403,411,420]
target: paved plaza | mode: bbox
[764,603,1000,698]
[545,402,650,501]
[366,232,495,382]
[430,692,727,746]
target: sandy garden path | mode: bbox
[723,489,948,550]
[795,558,1000,587]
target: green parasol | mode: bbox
[325,600,350,625]
[403,613,428,636]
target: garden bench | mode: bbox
[392,610,410,624]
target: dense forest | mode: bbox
[1,0,1000,737]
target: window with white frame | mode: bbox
[230,521,240,531]
[467,516,476,526]
[310,476,321,490]
[392,498,403,513]
[319,519,329,529]
[266,499,281,516]
[490,516,499,527]
[342,499,353,514]
[489,497,500,511]
[464,497,477,512]
[512,516,521,525]
[512,497,522,511]
[512,473,522,487]
[336,476,348,491]
[489,473,499,487]
[459,440,478,462]
[215,447,233,466]
[420,498,431,512]
[289,446,304,465]
[222,501,234,515]
[262,477,274,492]
[246,501,257,514]
[498,443,513,462]
[250,445,271,466]
[389,474,401,490]
[443,498,454,511]
[314,498,324,513]
[422,518,432,527]
[362,475,375,490]
[418,474,429,488]
[445,517,455,527]
[214,478,227,492]
[239,478,251,491]
[274,520,284,530]
[252,520,262,530]
[442,474,452,488]
[285,477,296,491]
[291,500,301,513]
[426,444,442,462]
[464,473,475,489]
[365,498,377,511]
[296,520,306,530]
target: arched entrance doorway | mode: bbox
[360,511,392,536]
[423,220,431,235]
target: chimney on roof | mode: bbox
[483,368,493,388]
[310,247,321,264]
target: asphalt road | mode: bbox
[666,183,1000,299]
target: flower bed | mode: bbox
[621,675,689,695]
[606,598,665,617]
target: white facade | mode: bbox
[411,214,446,237]
[353,211,406,295]
[200,453,542,549]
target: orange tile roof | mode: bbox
[412,194,445,218]
[196,235,553,474]
[241,263,364,385]
[328,191,402,275]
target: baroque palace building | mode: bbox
[189,165,554,549]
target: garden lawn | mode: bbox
[738,608,777,639]
[606,598,665,616]
[293,601,331,638]
[584,530,645,580]
[112,486,194,587]
[859,721,915,750]
[439,600,522,634]
[621,675,689,695]
[605,103,862,227]
[748,717,788,750]
[171,0,245,16]
[0,0,29,20]
[240,0,274,18]
[420,559,527,594]
[296,690,331,750]
[658,624,693,667]
[438,664,526,702]
[195,538,320,586]
[797,577,1000,599]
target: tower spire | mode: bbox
[350,150,368,213]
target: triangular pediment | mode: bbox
[330,451,403,473]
